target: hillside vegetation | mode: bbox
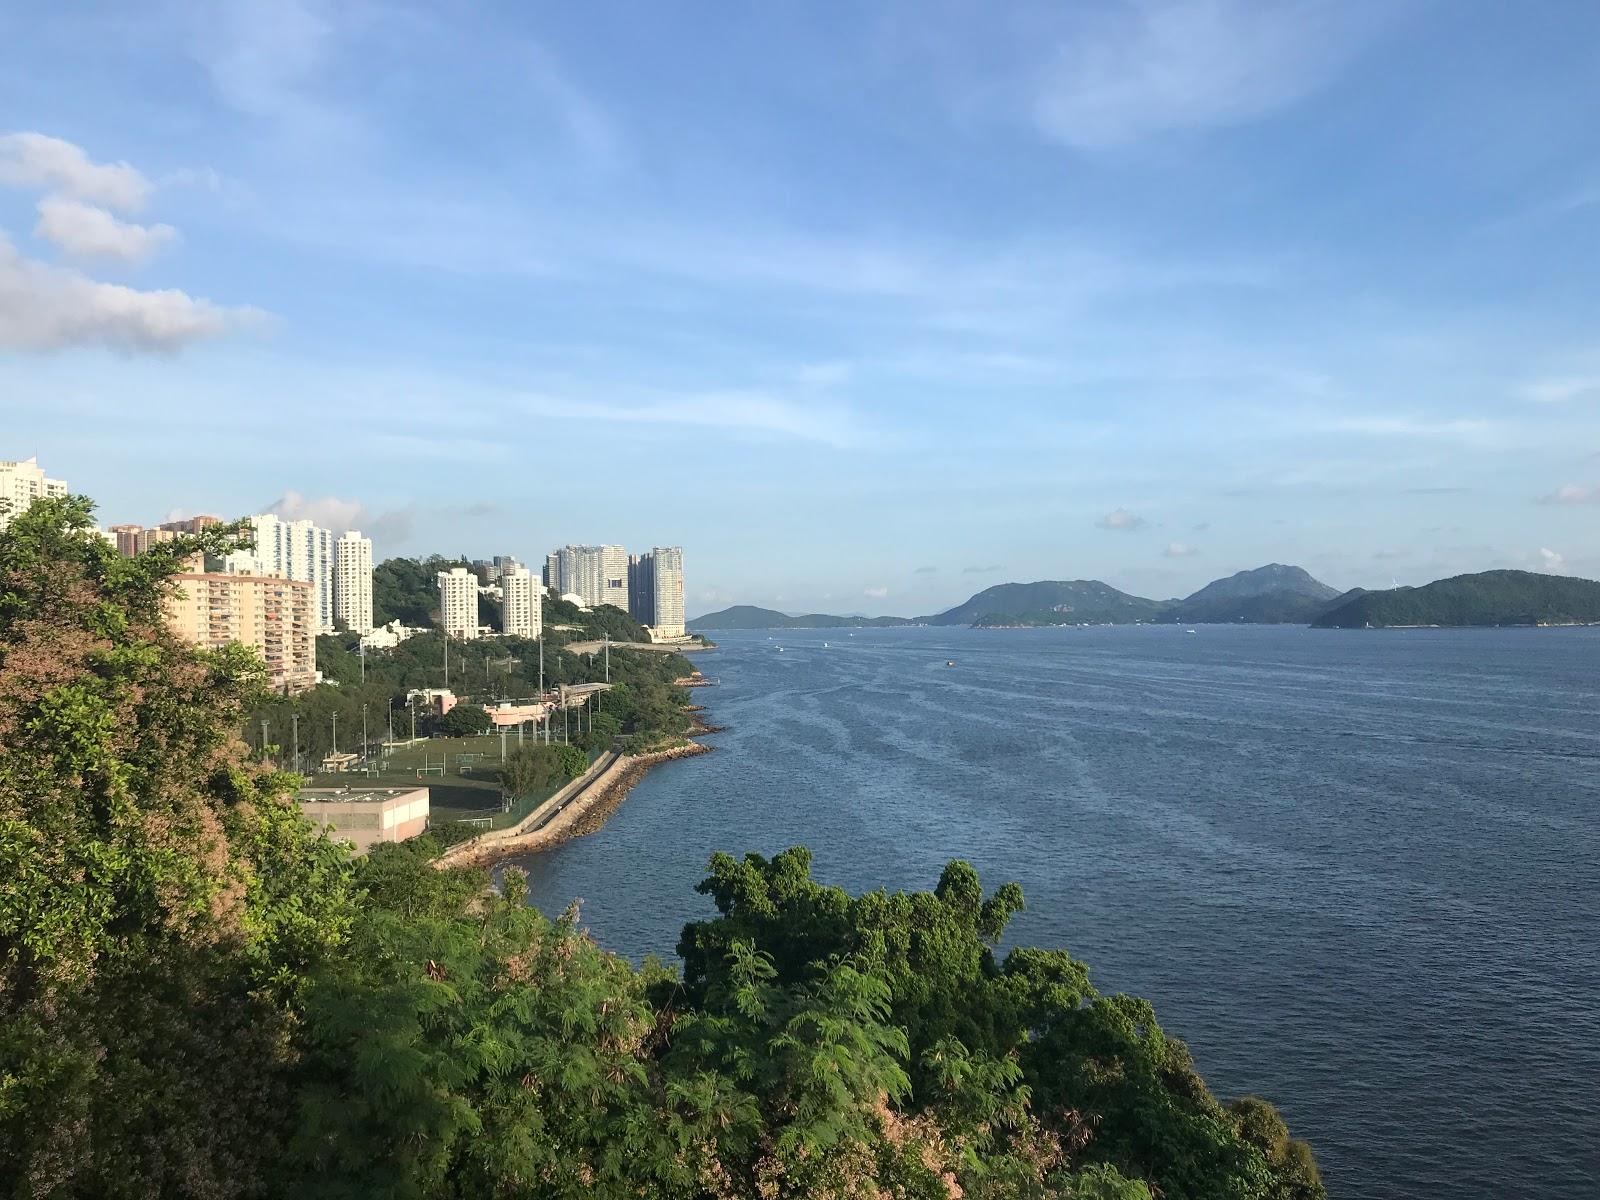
[1313,569,1600,628]
[0,496,1324,1200]
[933,580,1168,627]
[691,604,915,630]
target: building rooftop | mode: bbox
[298,786,428,804]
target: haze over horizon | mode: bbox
[5,1,1599,617]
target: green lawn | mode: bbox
[307,733,592,831]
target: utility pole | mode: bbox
[410,703,416,742]
[604,633,610,683]
[361,704,368,762]
[291,712,299,774]
[443,633,450,689]
[260,719,269,759]
[387,702,394,748]
[359,640,365,684]
[331,711,338,755]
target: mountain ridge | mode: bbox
[1313,570,1600,628]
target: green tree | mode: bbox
[432,703,491,737]
[0,497,355,1198]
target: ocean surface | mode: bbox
[507,625,1600,1198]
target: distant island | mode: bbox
[695,564,1600,631]
[688,604,917,630]
[1313,570,1600,628]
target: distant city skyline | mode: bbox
[5,4,1599,616]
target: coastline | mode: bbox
[434,683,722,868]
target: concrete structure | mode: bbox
[164,570,317,692]
[407,687,457,715]
[361,619,427,650]
[500,565,541,638]
[334,530,374,633]
[0,457,67,530]
[224,514,337,634]
[485,699,552,728]
[630,546,685,638]
[436,567,479,639]
[297,785,430,855]
[547,544,628,609]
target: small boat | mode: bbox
[776,646,784,652]
[1185,629,1197,635]
[946,660,956,667]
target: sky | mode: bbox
[3,0,1599,617]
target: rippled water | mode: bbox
[509,625,1600,1198]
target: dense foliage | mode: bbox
[1,500,1324,1200]
[499,742,588,799]
[1313,569,1600,628]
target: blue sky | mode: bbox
[3,1,1598,616]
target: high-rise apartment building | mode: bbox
[500,566,542,638]
[107,515,223,557]
[436,567,480,639]
[334,531,374,634]
[163,570,316,692]
[0,457,67,531]
[546,544,628,609]
[628,546,685,638]
[628,552,655,624]
[224,515,336,634]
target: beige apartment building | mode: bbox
[164,570,317,692]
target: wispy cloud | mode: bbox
[1317,415,1495,441]
[1539,483,1600,505]
[1520,376,1600,404]
[962,564,1003,575]
[34,197,177,263]
[863,585,889,599]
[913,565,939,575]
[1029,1,1388,149]
[1539,547,1568,574]
[515,390,864,447]
[1098,507,1147,531]
[1162,541,1197,557]
[0,233,261,352]
[0,132,151,210]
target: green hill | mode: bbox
[926,580,1168,626]
[690,605,914,629]
[1313,569,1600,628]
[1163,564,1341,625]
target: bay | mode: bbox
[509,624,1600,1198]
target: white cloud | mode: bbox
[864,585,889,599]
[266,490,366,531]
[1317,415,1495,440]
[35,197,178,263]
[1098,507,1147,531]
[1163,541,1197,557]
[1520,376,1600,404]
[0,132,152,210]
[261,491,417,546]
[1539,484,1600,506]
[1539,548,1568,574]
[515,389,863,447]
[1030,1,1384,149]
[0,233,261,352]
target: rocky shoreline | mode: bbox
[555,741,715,842]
